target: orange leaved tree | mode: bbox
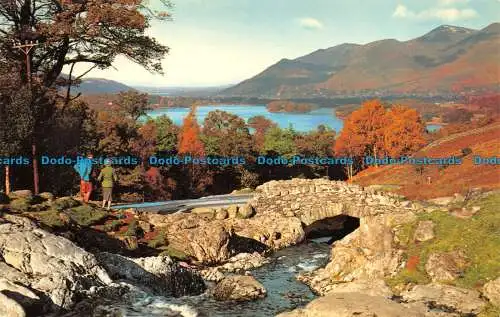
[384,105,426,157]
[178,105,205,156]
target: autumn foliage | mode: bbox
[177,106,205,156]
[335,99,426,178]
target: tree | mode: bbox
[384,105,426,157]
[202,110,253,157]
[263,126,297,158]
[334,124,364,180]
[0,0,172,93]
[335,99,387,166]
[295,125,336,157]
[115,90,151,121]
[154,115,178,153]
[178,106,204,156]
[248,115,276,150]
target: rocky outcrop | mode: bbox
[483,277,500,307]
[211,275,266,301]
[200,252,269,282]
[401,283,486,315]
[95,252,206,297]
[0,215,113,312]
[425,251,469,282]
[414,221,435,242]
[277,292,425,317]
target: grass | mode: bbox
[65,205,108,226]
[159,246,189,261]
[103,220,123,232]
[36,209,66,228]
[387,192,500,292]
[147,230,167,248]
[479,304,500,317]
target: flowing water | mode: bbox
[102,240,331,317]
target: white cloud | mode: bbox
[297,17,324,30]
[392,4,478,22]
[437,0,469,6]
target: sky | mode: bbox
[66,0,500,87]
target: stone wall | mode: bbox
[249,178,418,225]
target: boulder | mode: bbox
[8,190,33,201]
[0,218,112,310]
[0,292,26,317]
[211,275,266,301]
[53,197,80,211]
[483,277,500,306]
[237,204,255,219]
[8,198,32,213]
[401,283,486,315]
[215,208,228,220]
[425,251,469,282]
[227,205,238,218]
[277,292,424,317]
[190,207,215,220]
[0,278,43,315]
[413,221,435,242]
[95,252,206,297]
[220,252,269,273]
[200,267,225,282]
[427,196,455,206]
[38,192,54,202]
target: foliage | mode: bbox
[147,231,167,248]
[262,126,298,158]
[115,90,151,121]
[154,115,179,153]
[160,246,189,261]
[65,205,108,226]
[384,105,426,157]
[248,115,277,150]
[178,106,205,156]
[442,108,473,124]
[267,100,314,113]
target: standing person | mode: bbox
[73,153,94,203]
[97,158,118,210]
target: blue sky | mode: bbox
[68,0,500,87]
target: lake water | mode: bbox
[146,105,344,132]
[146,104,441,133]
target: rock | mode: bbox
[0,219,112,310]
[53,196,80,211]
[483,277,500,306]
[190,207,215,220]
[96,252,206,297]
[215,208,228,220]
[0,278,42,315]
[427,196,454,206]
[401,283,486,315]
[138,220,152,233]
[227,205,238,218]
[8,190,33,201]
[302,279,393,298]
[413,221,435,242]
[425,251,469,282]
[211,275,266,301]
[277,292,424,317]
[237,204,255,219]
[220,252,269,272]
[38,192,54,202]
[8,198,32,213]
[0,292,26,317]
[200,267,225,282]
[453,193,465,203]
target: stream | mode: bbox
[100,238,331,317]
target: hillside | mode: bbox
[353,122,500,200]
[223,23,500,98]
[61,77,134,94]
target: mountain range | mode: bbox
[69,77,134,94]
[222,23,500,98]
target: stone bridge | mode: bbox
[248,178,418,227]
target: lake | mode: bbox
[146,104,344,132]
[146,104,441,133]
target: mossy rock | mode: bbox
[160,246,189,261]
[38,192,55,202]
[0,192,10,204]
[36,209,66,229]
[53,197,81,211]
[65,205,108,226]
[9,198,33,212]
[8,190,33,200]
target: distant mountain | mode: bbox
[62,77,134,94]
[223,23,500,98]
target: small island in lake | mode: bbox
[266,100,316,113]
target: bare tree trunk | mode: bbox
[33,144,39,194]
[5,166,11,195]
[373,147,378,167]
